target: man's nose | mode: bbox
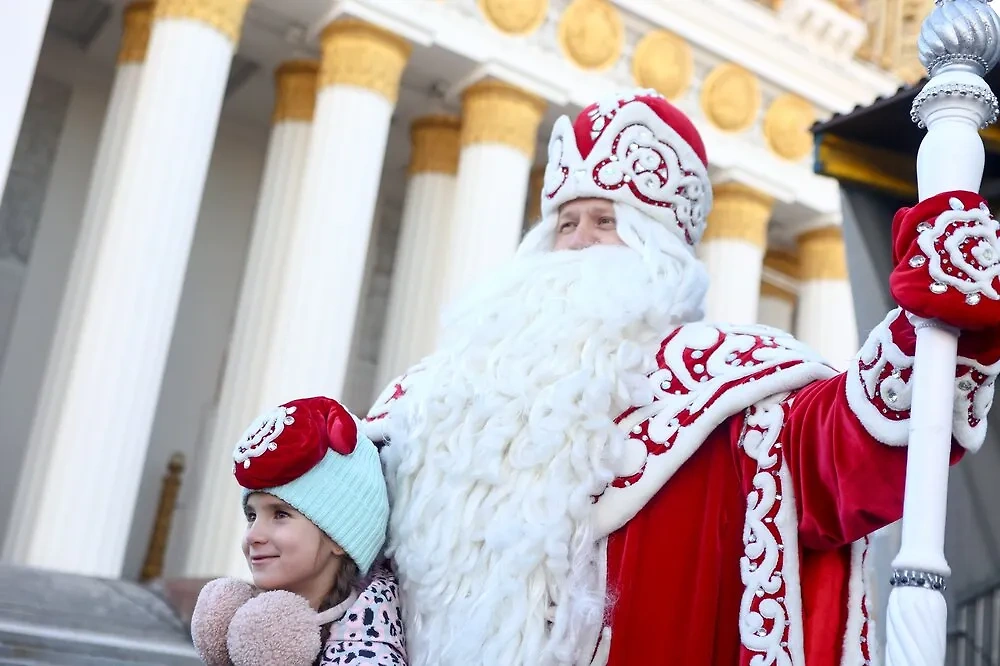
[566,223,597,250]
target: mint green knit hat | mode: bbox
[233,397,388,574]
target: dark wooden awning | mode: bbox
[811,67,1000,199]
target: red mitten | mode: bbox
[889,190,1000,331]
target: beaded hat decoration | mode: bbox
[540,89,713,249]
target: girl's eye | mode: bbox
[274,510,290,519]
[244,512,256,523]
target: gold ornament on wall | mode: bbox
[631,30,693,100]
[479,0,548,35]
[558,0,624,71]
[700,63,761,133]
[763,93,817,161]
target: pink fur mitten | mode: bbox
[226,590,324,666]
[190,577,254,666]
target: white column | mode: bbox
[1,0,251,577]
[182,60,319,579]
[698,182,774,324]
[257,19,411,404]
[757,249,798,331]
[0,0,53,195]
[440,80,545,306]
[375,115,460,390]
[2,0,154,565]
[794,225,858,370]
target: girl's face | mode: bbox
[242,493,343,608]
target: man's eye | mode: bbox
[558,221,576,232]
[599,217,616,226]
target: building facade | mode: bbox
[0,0,912,586]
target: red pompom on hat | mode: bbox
[233,396,358,490]
[540,89,713,248]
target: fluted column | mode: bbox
[375,115,461,391]
[1,0,251,577]
[182,61,318,579]
[255,19,411,404]
[0,0,53,193]
[440,80,546,305]
[2,1,155,568]
[757,249,798,330]
[795,225,858,370]
[698,182,774,324]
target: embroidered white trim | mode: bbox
[233,405,296,468]
[916,197,1000,301]
[738,399,804,666]
[953,354,1000,453]
[594,322,834,537]
[845,310,913,446]
[842,538,878,666]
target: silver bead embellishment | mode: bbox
[930,282,948,294]
[966,292,982,304]
[886,388,899,404]
[910,255,927,267]
[917,222,933,233]
[958,379,976,392]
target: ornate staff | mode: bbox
[887,1,1000,663]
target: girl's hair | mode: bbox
[315,556,361,663]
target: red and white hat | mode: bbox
[539,89,713,249]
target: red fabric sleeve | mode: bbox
[768,374,963,551]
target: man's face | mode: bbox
[553,198,626,251]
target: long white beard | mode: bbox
[382,242,702,666]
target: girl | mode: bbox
[190,396,406,666]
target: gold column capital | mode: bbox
[409,115,462,176]
[154,0,251,44]
[763,248,800,279]
[272,60,320,124]
[702,182,774,248]
[526,165,545,222]
[761,280,796,304]
[319,19,412,103]
[797,225,848,281]
[460,80,547,157]
[118,1,155,64]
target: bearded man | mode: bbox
[363,90,1000,665]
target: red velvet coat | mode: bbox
[584,311,990,666]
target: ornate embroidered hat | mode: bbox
[540,89,713,249]
[233,396,389,573]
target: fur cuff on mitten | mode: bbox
[846,308,998,452]
[954,330,1000,453]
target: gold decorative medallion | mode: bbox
[558,0,624,71]
[631,30,693,100]
[763,93,817,161]
[460,80,547,157]
[700,63,761,133]
[478,0,548,35]
[409,115,462,175]
[154,0,251,44]
[319,19,412,103]
[272,60,319,124]
[118,1,154,64]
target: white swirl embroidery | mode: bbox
[739,401,793,666]
[234,405,296,468]
[916,197,1000,302]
